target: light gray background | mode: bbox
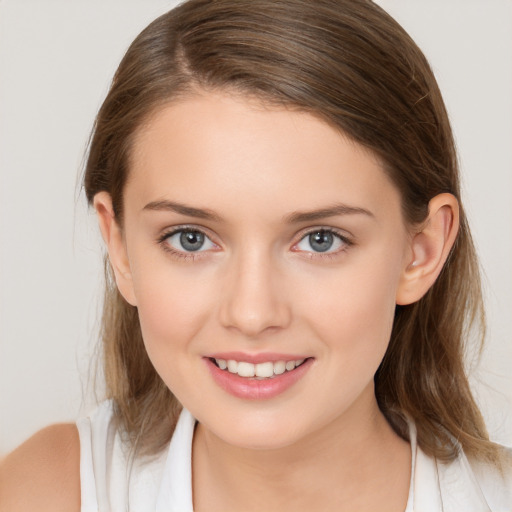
[1,0,511,455]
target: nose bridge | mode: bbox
[219,242,290,336]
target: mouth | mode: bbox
[209,357,308,379]
[204,354,314,400]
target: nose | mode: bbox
[218,247,291,337]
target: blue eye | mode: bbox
[295,229,347,253]
[164,229,215,253]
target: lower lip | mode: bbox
[205,358,313,400]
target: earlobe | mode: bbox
[396,193,459,305]
[93,192,137,306]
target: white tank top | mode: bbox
[77,401,194,511]
[77,400,512,511]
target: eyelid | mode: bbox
[157,224,218,242]
[156,224,353,261]
[291,226,354,255]
[157,224,220,260]
[293,225,353,243]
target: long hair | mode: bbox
[84,0,496,462]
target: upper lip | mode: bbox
[205,351,311,364]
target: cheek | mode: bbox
[130,261,216,357]
[301,248,403,362]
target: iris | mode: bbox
[180,230,205,251]
[309,230,334,252]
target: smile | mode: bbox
[205,355,313,400]
[212,358,306,379]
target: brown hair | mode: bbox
[84,0,497,462]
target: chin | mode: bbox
[201,410,315,451]
[220,428,305,451]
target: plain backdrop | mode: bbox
[1,0,511,455]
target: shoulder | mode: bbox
[0,423,80,512]
[413,437,512,510]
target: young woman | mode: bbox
[1,1,511,510]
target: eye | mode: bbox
[163,228,216,253]
[294,229,348,254]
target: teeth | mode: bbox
[273,361,286,375]
[216,359,227,370]
[214,358,306,378]
[227,359,238,373]
[255,362,274,378]
[285,360,296,371]
[237,361,255,377]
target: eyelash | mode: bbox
[157,225,216,261]
[292,228,353,260]
[157,226,353,262]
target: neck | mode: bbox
[192,386,411,512]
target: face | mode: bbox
[111,92,414,450]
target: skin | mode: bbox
[95,92,458,511]
[0,424,80,511]
[0,91,458,511]
[111,93,412,450]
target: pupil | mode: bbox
[180,231,204,251]
[309,231,333,252]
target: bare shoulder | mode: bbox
[0,423,80,512]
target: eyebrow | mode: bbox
[142,200,222,221]
[284,204,374,223]
[142,199,374,223]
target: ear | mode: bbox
[93,191,137,306]
[396,193,459,305]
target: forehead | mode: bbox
[126,92,402,223]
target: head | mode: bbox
[84,0,492,460]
